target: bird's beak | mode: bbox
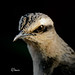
[13,31,29,42]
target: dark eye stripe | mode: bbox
[46,25,53,30]
[33,25,53,33]
[33,25,44,33]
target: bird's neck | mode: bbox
[26,32,75,75]
[27,41,59,75]
[33,57,57,75]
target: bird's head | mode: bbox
[13,13,56,44]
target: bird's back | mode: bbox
[52,35,75,75]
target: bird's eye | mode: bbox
[39,25,44,31]
[33,25,46,33]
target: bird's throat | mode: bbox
[27,41,59,75]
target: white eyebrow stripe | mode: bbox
[40,18,47,25]
[39,18,53,26]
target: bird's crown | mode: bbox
[18,13,54,33]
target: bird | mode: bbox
[13,13,75,75]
